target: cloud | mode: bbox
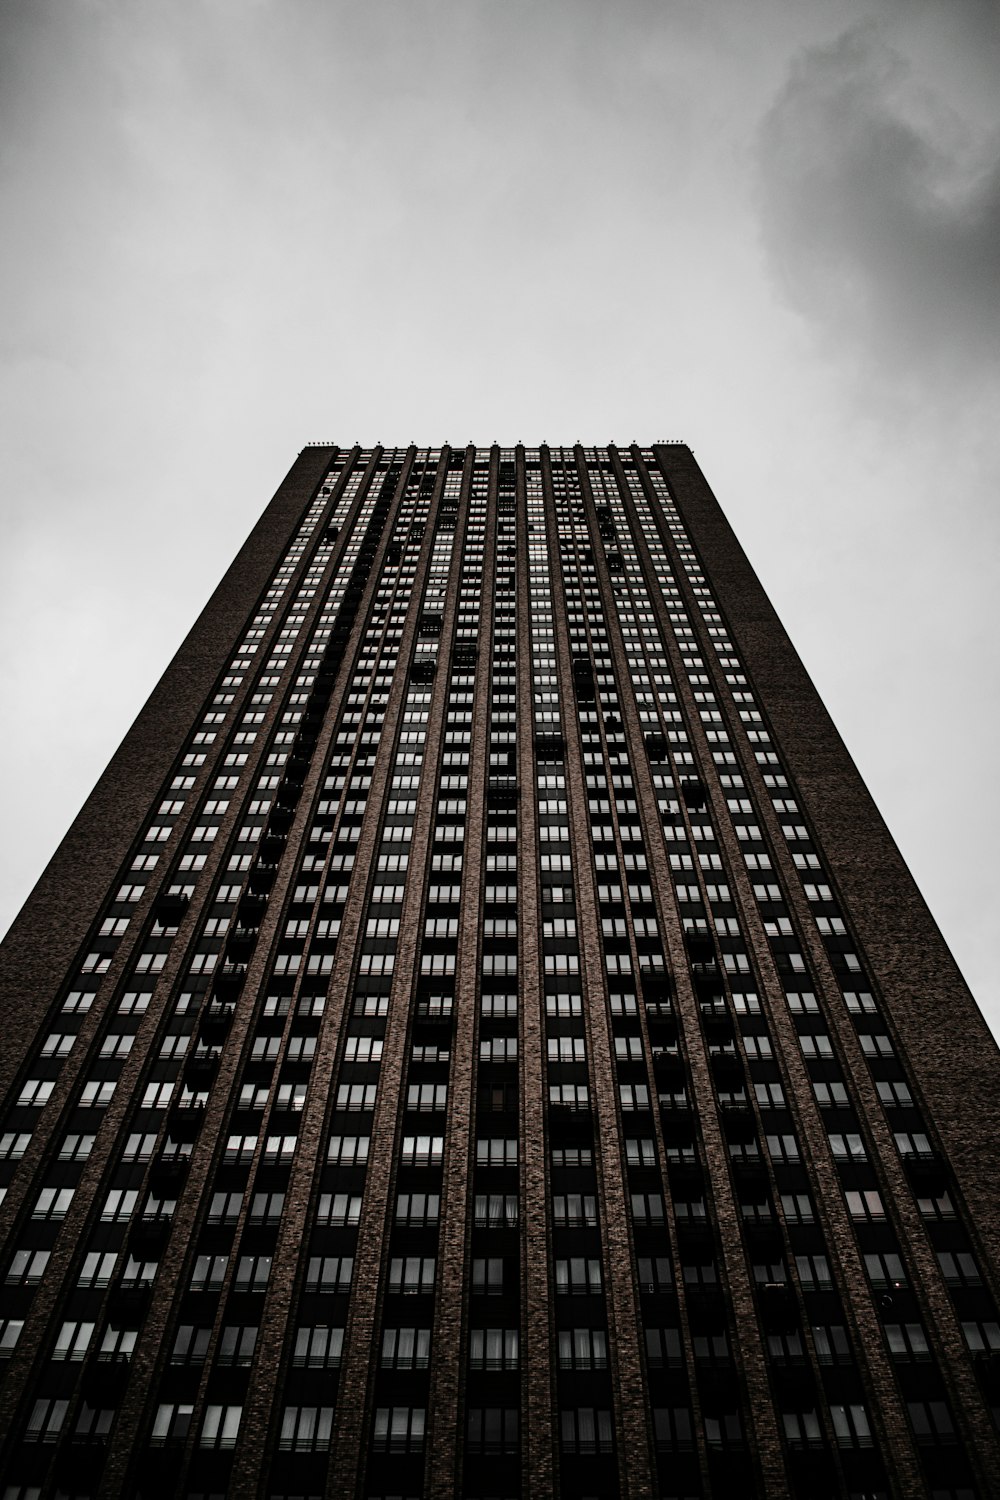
[756,17,1000,384]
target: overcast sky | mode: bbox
[1,0,998,1033]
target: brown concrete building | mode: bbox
[1,443,998,1500]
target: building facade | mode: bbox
[1,443,999,1500]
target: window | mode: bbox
[382,1327,431,1368]
[143,1082,174,1109]
[71,1403,113,1442]
[885,1323,931,1361]
[395,1192,439,1227]
[200,1404,242,1450]
[316,1192,362,1227]
[755,1257,791,1291]
[402,1134,444,1165]
[78,1250,115,1288]
[845,1189,885,1221]
[353,994,390,1018]
[472,1258,506,1295]
[876,1080,913,1108]
[795,1254,833,1290]
[279,1405,335,1453]
[293,1325,343,1368]
[304,1256,353,1293]
[608,990,637,1016]
[936,1250,981,1286]
[372,1406,425,1453]
[248,1191,285,1225]
[41,1032,75,1057]
[101,1033,135,1058]
[828,1132,866,1161]
[916,1188,955,1220]
[470,1328,519,1370]
[150,1403,195,1446]
[894,1130,932,1158]
[811,1324,851,1364]
[17,1080,54,1107]
[467,1407,519,1454]
[553,1194,598,1226]
[336,1083,377,1112]
[907,1400,956,1444]
[860,1034,895,1058]
[864,1252,907,1289]
[388,1257,435,1294]
[190,1254,228,1291]
[0,1132,32,1160]
[480,1035,517,1061]
[0,1317,24,1359]
[122,1254,157,1288]
[626,1137,657,1167]
[100,1188,138,1222]
[118,989,152,1015]
[829,1402,872,1447]
[277,1083,308,1111]
[52,1320,95,1360]
[555,1258,602,1294]
[474,1193,517,1228]
[121,1132,155,1162]
[645,1327,682,1367]
[63,989,97,1013]
[549,1082,589,1108]
[344,1035,383,1062]
[780,1193,814,1224]
[407,1083,447,1112]
[652,1406,694,1451]
[251,1034,281,1064]
[25,1397,69,1442]
[207,1190,243,1225]
[782,1409,822,1448]
[637,1256,673,1293]
[766,1330,805,1365]
[631,1192,666,1226]
[80,1080,116,1107]
[483,993,518,1017]
[476,1137,517,1166]
[6,1249,50,1285]
[962,1320,1000,1354]
[812,1081,848,1108]
[542,918,575,938]
[549,1036,586,1062]
[557,1328,608,1369]
[218,1325,258,1366]
[171,1325,211,1365]
[619,1083,650,1110]
[32,1187,74,1220]
[328,1134,369,1166]
[682,1261,718,1288]
[704,1412,743,1448]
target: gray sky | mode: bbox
[2,0,998,1032]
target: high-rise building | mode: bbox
[1,443,998,1500]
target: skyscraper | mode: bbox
[1,442,998,1500]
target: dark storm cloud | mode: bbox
[757,18,1000,379]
